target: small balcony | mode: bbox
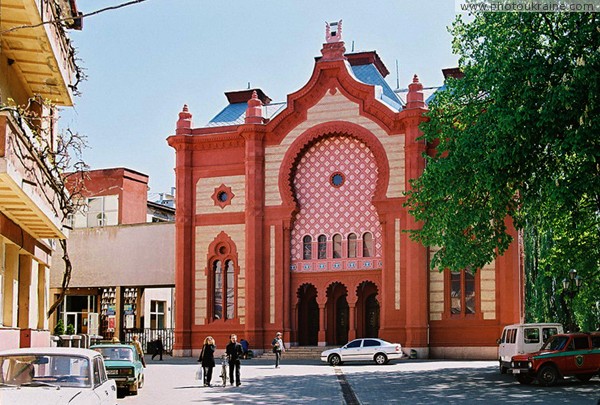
[0,0,80,106]
[0,110,65,239]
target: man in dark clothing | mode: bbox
[225,334,243,386]
[152,337,164,361]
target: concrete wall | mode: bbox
[50,222,175,288]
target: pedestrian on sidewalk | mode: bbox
[131,335,146,368]
[198,336,216,387]
[225,334,243,386]
[272,332,285,368]
[152,337,164,361]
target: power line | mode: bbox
[1,0,149,35]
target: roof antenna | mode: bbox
[395,60,400,90]
[247,82,251,89]
[351,40,355,52]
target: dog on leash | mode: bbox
[219,354,229,387]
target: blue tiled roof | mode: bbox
[350,64,403,111]
[206,102,287,128]
[206,63,405,127]
[425,84,445,104]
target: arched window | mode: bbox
[363,232,373,257]
[303,235,312,260]
[226,260,235,319]
[451,270,476,316]
[318,235,327,259]
[208,233,238,322]
[333,234,342,259]
[347,233,357,258]
[213,261,223,320]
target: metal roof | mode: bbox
[349,64,403,111]
[205,62,407,128]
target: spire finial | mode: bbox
[320,20,346,62]
[176,104,193,134]
[245,91,264,124]
[406,74,425,109]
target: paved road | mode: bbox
[119,356,600,404]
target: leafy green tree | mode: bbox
[405,12,599,329]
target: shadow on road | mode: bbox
[346,363,600,404]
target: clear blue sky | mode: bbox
[60,0,459,197]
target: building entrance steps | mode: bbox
[255,346,337,360]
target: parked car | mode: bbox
[91,344,144,396]
[320,338,403,366]
[497,323,563,374]
[0,347,117,405]
[510,332,600,386]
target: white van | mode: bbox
[498,322,563,373]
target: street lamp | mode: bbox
[561,269,583,332]
[562,269,582,299]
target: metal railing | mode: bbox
[122,328,174,356]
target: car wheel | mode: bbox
[374,353,387,365]
[537,365,559,387]
[575,373,594,383]
[499,362,508,374]
[516,374,534,385]
[329,354,341,366]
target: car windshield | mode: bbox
[94,347,134,362]
[0,354,90,388]
[541,336,568,351]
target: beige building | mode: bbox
[0,0,81,350]
[50,168,175,347]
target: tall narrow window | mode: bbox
[150,300,165,329]
[318,235,327,259]
[226,260,235,319]
[209,235,238,322]
[303,235,312,260]
[333,234,342,258]
[450,270,476,316]
[451,272,461,314]
[213,261,223,319]
[347,233,357,258]
[363,232,373,257]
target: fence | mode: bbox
[122,328,174,356]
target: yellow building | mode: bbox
[0,0,81,349]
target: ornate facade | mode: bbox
[168,23,523,359]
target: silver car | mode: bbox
[0,347,117,405]
[321,338,403,366]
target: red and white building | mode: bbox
[168,23,523,359]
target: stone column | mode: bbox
[317,296,327,346]
[402,75,429,357]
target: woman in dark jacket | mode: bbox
[198,336,216,387]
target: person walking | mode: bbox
[198,336,216,387]
[272,332,285,368]
[131,335,146,368]
[152,337,164,361]
[225,334,243,386]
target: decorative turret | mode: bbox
[406,75,425,109]
[176,104,193,134]
[320,20,346,62]
[244,90,264,124]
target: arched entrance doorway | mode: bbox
[356,281,379,338]
[326,282,349,345]
[296,284,319,346]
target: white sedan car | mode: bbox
[0,347,117,405]
[321,338,403,366]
